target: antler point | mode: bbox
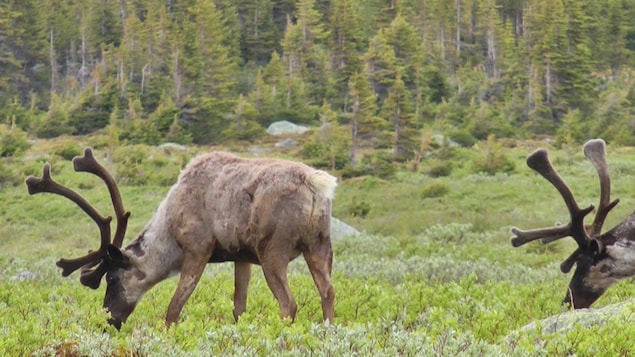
[511,237,523,247]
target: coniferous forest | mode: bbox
[2,0,635,165]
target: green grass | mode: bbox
[3,139,635,355]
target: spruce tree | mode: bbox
[348,71,379,167]
[381,74,417,161]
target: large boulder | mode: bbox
[266,121,309,136]
[331,217,360,239]
[515,299,635,335]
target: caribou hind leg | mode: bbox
[303,240,335,322]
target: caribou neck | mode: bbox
[124,199,184,285]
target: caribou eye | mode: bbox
[589,239,604,257]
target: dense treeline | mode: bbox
[2,0,635,167]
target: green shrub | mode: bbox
[420,222,472,244]
[426,160,452,177]
[301,142,349,170]
[0,159,21,187]
[448,128,476,147]
[472,153,515,175]
[11,140,635,356]
[34,96,74,138]
[119,118,162,145]
[421,182,449,198]
[346,197,371,217]
[165,119,193,145]
[114,145,148,185]
[358,151,397,179]
[19,157,54,178]
[52,142,83,161]
[472,136,515,175]
[113,145,181,186]
[86,133,110,149]
[0,124,30,157]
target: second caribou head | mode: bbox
[512,139,635,309]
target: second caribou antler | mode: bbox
[511,139,619,272]
[26,148,130,289]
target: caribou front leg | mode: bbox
[233,261,251,321]
[166,250,212,328]
[260,250,297,321]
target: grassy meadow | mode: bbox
[3,137,635,356]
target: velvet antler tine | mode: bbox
[560,249,582,273]
[25,163,53,195]
[511,225,570,247]
[525,149,593,248]
[80,261,108,289]
[527,150,584,214]
[584,139,620,236]
[26,164,111,231]
[73,148,130,248]
[56,250,104,277]
[26,162,113,276]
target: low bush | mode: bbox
[52,141,83,161]
[0,124,30,157]
[420,182,450,198]
[472,136,516,175]
[425,160,453,177]
[0,159,21,187]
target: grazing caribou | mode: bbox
[26,148,337,329]
[511,139,635,309]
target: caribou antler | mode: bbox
[584,139,620,236]
[511,139,619,272]
[25,148,130,289]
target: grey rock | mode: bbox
[515,299,635,335]
[331,217,360,239]
[159,142,188,154]
[13,270,37,281]
[274,138,297,148]
[266,121,310,136]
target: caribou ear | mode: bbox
[589,239,604,257]
[107,245,130,267]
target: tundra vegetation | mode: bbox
[3,137,635,356]
[4,0,635,354]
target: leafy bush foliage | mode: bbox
[0,124,30,157]
[52,141,83,161]
[301,141,349,170]
[113,145,181,186]
[472,135,515,175]
[425,160,453,177]
[354,151,397,179]
[420,182,450,198]
[34,95,74,138]
[447,128,476,147]
[0,159,21,187]
[346,197,371,218]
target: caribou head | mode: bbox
[26,148,136,328]
[511,139,635,309]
